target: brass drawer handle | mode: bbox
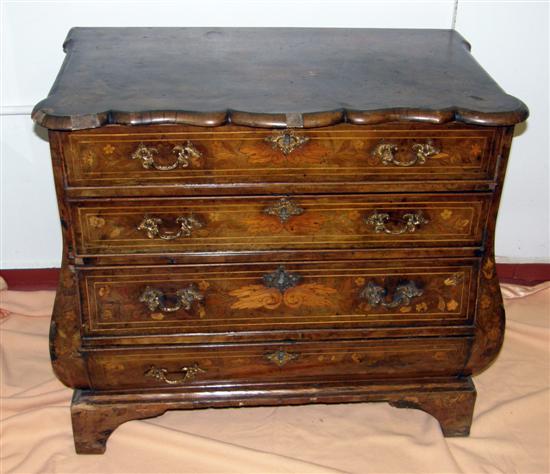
[264,130,309,155]
[144,364,205,384]
[131,141,202,170]
[365,210,428,234]
[137,215,202,240]
[139,284,204,313]
[263,197,304,223]
[373,141,439,167]
[265,349,299,367]
[360,281,423,309]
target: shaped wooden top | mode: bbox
[32,28,528,130]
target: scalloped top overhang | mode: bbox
[32,27,528,130]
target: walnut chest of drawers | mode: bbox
[33,27,528,454]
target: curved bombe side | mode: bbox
[48,130,90,389]
[464,255,506,375]
[50,255,90,388]
[464,126,515,376]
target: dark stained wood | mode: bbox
[71,194,491,257]
[77,258,479,342]
[60,124,499,189]
[63,179,505,198]
[73,247,485,268]
[47,133,89,388]
[388,379,476,437]
[464,127,514,374]
[45,127,514,450]
[71,390,167,454]
[84,337,472,390]
[83,326,475,348]
[32,28,528,131]
[36,29,527,453]
[71,378,476,453]
[49,254,90,388]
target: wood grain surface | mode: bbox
[35,28,528,453]
[70,378,476,453]
[32,28,528,130]
[61,124,498,188]
[78,259,478,341]
[71,194,490,256]
[84,337,472,390]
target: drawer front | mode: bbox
[72,194,490,256]
[80,259,479,341]
[64,125,498,187]
[85,338,472,390]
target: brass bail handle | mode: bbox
[373,141,440,167]
[144,364,205,385]
[360,280,423,309]
[139,284,204,313]
[137,215,202,240]
[366,210,428,234]
[130,141,202,170]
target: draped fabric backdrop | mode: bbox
[1,278,548,473]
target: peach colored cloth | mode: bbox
[1,279,549,473]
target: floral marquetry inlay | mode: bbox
[446,299,459,311]
[440,209,453,220]
[482,259,495,280]
[415,302,428,312]
[82,150,95,168]
[103,144,115,155]
[87,216,106,228]
[230,282,338,310]
[469,143,483,158]
[230,266,337,310]
[242,211,326,235]
[38,28,523,452]
[444,273,464,286]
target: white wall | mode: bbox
[1,0,548,268]
[455,1,550,263]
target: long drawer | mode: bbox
[84,337,472,390]
[62,125,498,188]
[79,259,479,342]
[72,194,490,256]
